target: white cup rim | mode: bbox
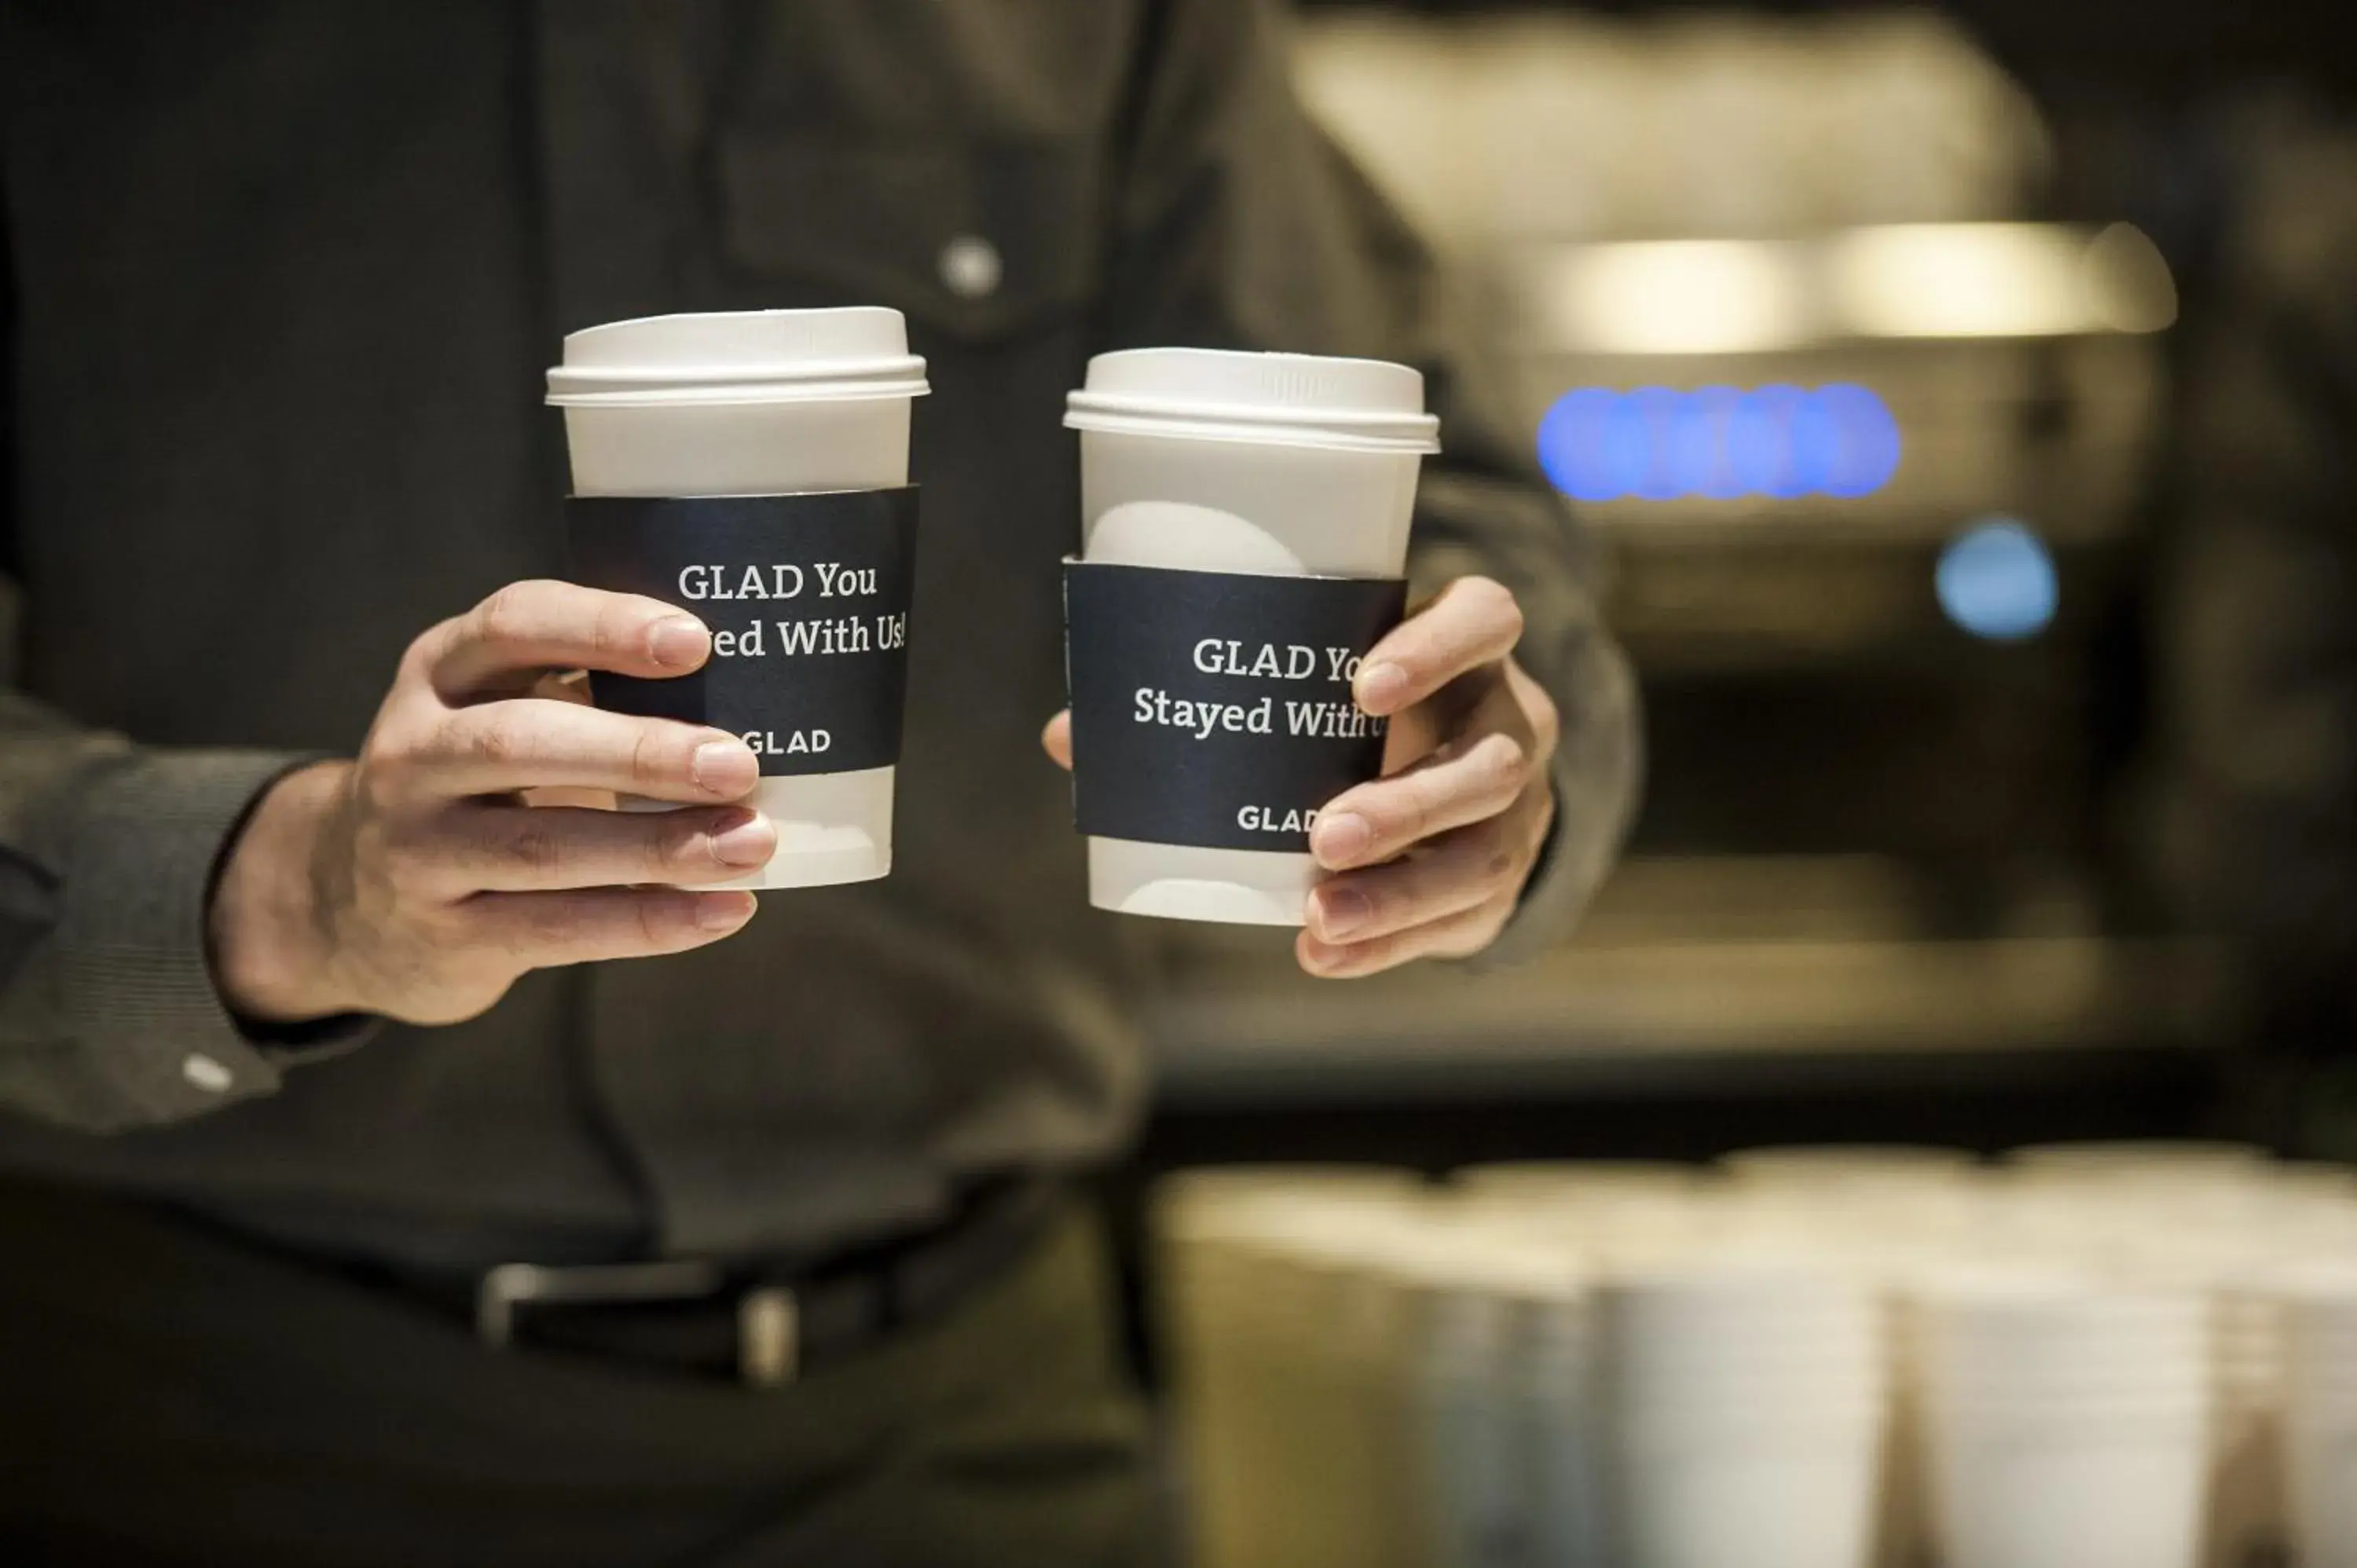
[1067,347,1440,453]
[547,377,932,408]
[548,354,927,389]
[1064,397,1441,455]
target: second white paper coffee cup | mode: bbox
[548,307,928,890]
[1065,348,1440,925]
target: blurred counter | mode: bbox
[1146,856,2231,1108]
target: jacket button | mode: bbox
[182,1053,234,1093]
[938,235,1003,300]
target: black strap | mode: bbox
[379,1178,1061,1381]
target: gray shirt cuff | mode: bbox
[41,749,360,1127]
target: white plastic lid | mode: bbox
[546,306,929,405]
[1065,348,1440,453]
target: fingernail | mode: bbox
[691,739,757,796]
[694,892,756,932]
[709,812,775,869]
[1357,661,1409,713]
[1318,886,1372,940]
[1314,811,1373,868]
[650,617,707,669]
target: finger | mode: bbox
[434,804,776,892]
[419,581,709,702]
[516,672,599,796]
[1306,817,1529,946]
[1502,658,1561,761]
[406,701,759,804]
[1295,891,1516,979]
[1310,729,1533,871]
[1354,577,1523,716]
[464,886,757,967]
[1041,709,1073,771]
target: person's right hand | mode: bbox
[209,581,772,1026]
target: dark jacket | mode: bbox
[0,0,1638,1267]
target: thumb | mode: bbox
[1040,710,1073,771]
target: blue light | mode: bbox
[1937,520,2058,641]
[1630,387,1684,501]
[1818,383,1903,500]
[1684,385,1745,500]
[1537,384,1903,503]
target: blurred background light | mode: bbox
[1512,224,2174,354]
[1545,240,1816,354]
[1538,384,1903,501]
[1828,222,2176,339]
[1936,518,2060,639]
[2083,222,2181,334]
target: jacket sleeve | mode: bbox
[0,678,335,1131]
[1097,0,1642,959]
[0,199,356,1132]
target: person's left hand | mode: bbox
[1040,575,1558,978]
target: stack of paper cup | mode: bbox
[1377,1229,1593,1568]
[1403,1232,1597,1568]
[1519,1271,1607,1568]
[1712,1152,1979,1568]
[1065,348,1440,925]
[2282,1268,2357,1568]
[1454,1162,1717,1277]
[1310,1227,1436,1568]
[1721,1145,1987,1251]
[546,307,929,888]
[1915,1271,2212,1568]
[1150,1172,1426,1568]
[1411,1276,1528,1568]
[1596,1266,1888,1568]
[1229,1232,1335,1568]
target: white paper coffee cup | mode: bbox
[548,307,928,889]
[1064,348,1440,925]
[1914,1273,2213,1568]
